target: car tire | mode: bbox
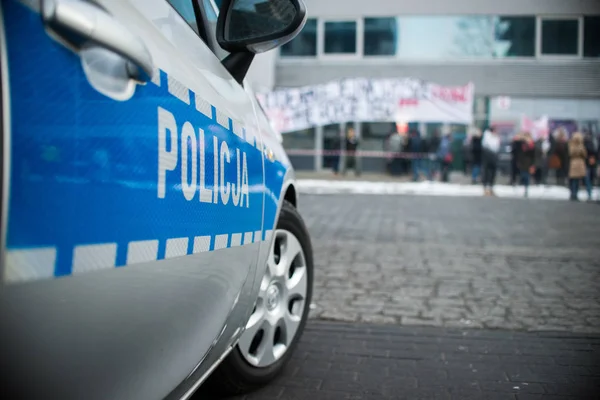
[205,200,313,396]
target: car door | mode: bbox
[0,0,266,399]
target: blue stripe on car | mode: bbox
[3,0,283,284]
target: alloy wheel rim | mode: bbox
[237,229,308,368]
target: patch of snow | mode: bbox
[297,180,599,201]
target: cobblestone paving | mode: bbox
[203,321,600,400]
[198,196,600,400]
[300,195,600,333]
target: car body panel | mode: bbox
[244,81,293,298]
[0,0,294,399]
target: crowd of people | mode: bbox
[386,128,455,182]
[468,127,598,201]
[325,125,599,202]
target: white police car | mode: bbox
[0,0,313,398]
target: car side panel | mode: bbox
[0,1,265,399]
[245,83,296,298]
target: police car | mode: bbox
[0,0,312,398]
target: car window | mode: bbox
[201,0,231,60]
[166,0,200,35]
[166,0,229,60]
[204,0,218,21]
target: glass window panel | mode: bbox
[584,16,600,58]
[541,19,579,55]
[282,128,315,150]
[450,124,468,136]
[204,0,218,21]
[360,122,395,151]
[493,16,535,57]
[202,0,230,60]
[167,0,200,35]
[324,21,357,54]
[323,124,341,141]
[396,16,494,59]
[425,123,443,139]
[280,18,317,57]
[364,18,397,56]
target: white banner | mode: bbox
[256,78,475,134]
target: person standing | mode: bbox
[436,133,453,183]
[583,130,597,192]
[517,132,536,198]
[510,132,522,186]
[342,127,360,176]
[549,128,569,186]
[330,132,342,175]
[428,129,441,180]
[388,131,403,176]
[471,128,483,184]
[383,130,394,175]
[408,129,428,181]
[533,135,550,185]
[481,126,501,196]
[568,132,590,201]
[462,136,471,176]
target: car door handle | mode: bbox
[41,0,153,83]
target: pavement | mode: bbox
[303,194,600,332]
[200,194,600,399]
[205,321,599,400]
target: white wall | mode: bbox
[302,0,600,17]
[490,98,600,121]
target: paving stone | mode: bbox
[196,195,600,399]
[205,322,598,399]
[300,195,600,332]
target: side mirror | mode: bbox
[216,0,307,54]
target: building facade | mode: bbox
[271,0,600,171]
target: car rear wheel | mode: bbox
[205,200,313,396]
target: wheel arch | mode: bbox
[283,182,297,208]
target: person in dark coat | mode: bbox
[388,131,404,176]
[408,129,428,181]
[548,129,569,186]
[481,126,501,196]
[330,133,342,175]
[516,131,536,198]
[429,130,441,154]
[510,132,522,186]
[533,136,549,185]
[342,127,360,176]
[436,133,453,182]
[583,130,597,189]
[471,128,483,184]
[428,130,441,180]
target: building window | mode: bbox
[280,18,317,57]
[396,16,494,59]
[364,18,397,56]
[540,18,579,56]
[584,16,600,58]
[494,17,535,57]
[360,122,394,150]
[324,21,357,54]
[281,128,315,150]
